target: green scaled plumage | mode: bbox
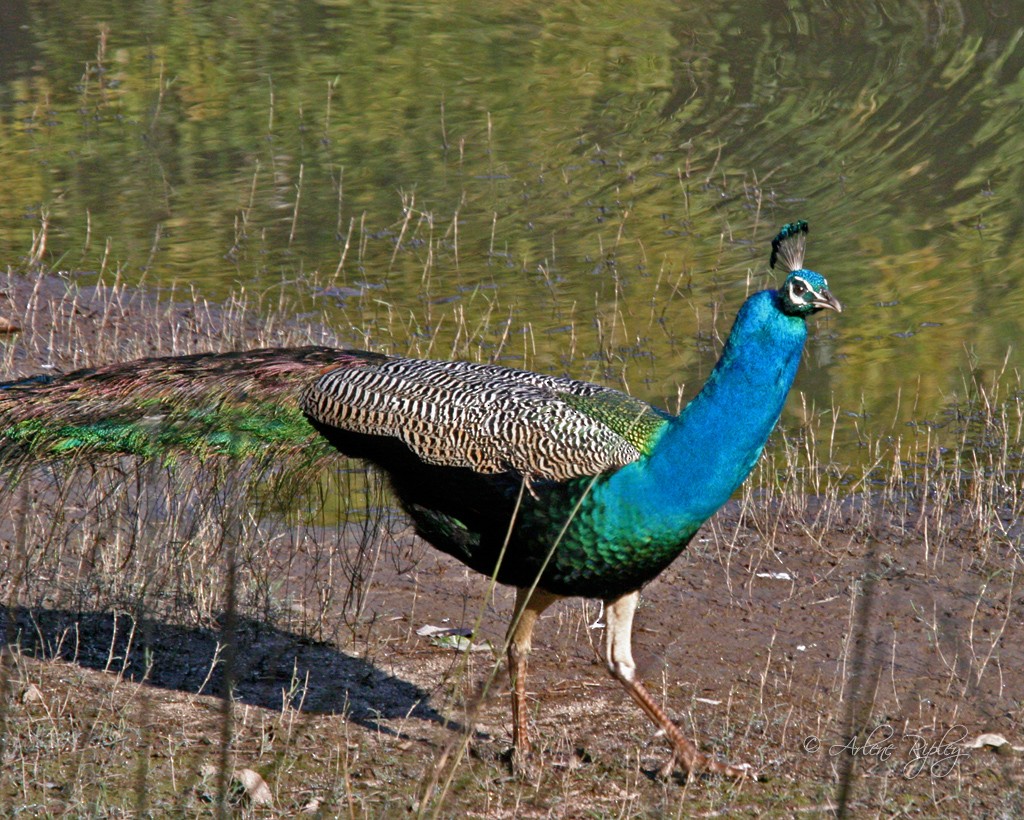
[555,390,668,455]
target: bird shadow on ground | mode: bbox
[0,605,458,738]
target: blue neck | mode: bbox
[600,289,807,537]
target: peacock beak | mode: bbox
[814,290,842,313]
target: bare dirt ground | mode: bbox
[1,273,1021,817]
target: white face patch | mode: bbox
[788,276,814,305]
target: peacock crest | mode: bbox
[770,219,809,273]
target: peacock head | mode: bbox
[770,220,842,317]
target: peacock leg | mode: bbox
[603,590,754,780]
[506,586,560,759]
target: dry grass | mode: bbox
[0,251,1022,817]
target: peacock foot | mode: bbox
[656,747,758,782]
[507,745,541,783]
[507,744,588,782]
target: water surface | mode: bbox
[1,1,1022,466]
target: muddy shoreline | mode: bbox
[1,272,1020,816]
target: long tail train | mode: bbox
[0,346,358,461]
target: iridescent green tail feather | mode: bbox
[0,347,361,462]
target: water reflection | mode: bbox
[0,0,1022,467]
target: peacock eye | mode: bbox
[791,280,807,297]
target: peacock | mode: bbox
[0,221,839,779]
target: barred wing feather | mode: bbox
[301,355,669,482]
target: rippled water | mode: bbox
[1,1,1022,465]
